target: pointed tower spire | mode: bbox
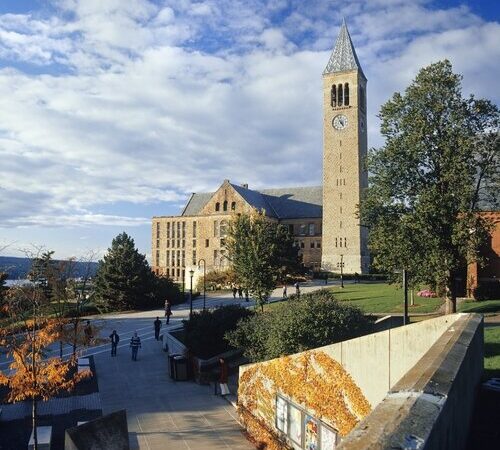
[323,18,365,78]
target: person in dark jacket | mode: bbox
[154,316,162,340]
[130,331,141,361]
[109,330,120,356]
[84,320,93,345]
[165,300,172,324]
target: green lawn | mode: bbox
[484,326,500,379]
[328,283,443,314]
[458,299,500,314]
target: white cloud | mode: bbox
[0,0,498,246]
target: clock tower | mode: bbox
[321,19,369,274]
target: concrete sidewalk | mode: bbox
[94,332,252,450]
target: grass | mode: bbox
[458,299,500,314]
[328,283,443,314]
[484,326,500,379]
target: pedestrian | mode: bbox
[154,316,162,341]
[232,284,237,299]
[294,282,300,298]
[354,272,359,284]
[245,289,249,302]
[84,320,93,345]
[165,300,172,324]
[219,357,230,396]
[130,331,141,361]
[109,330,120,356]
[282,284,287,299]
[238,286,243,299]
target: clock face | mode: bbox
[332,114,348,130]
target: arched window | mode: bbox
[219,220,228,237]
[215,202,220,212]
[338,83,343,107]
[223,201,228,211]
[330,85,337,107]
[344,83,349,106]
[231,201,236,211]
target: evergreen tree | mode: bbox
[360,60,499,314]
[94,232,156,310]
[225,210,300,311]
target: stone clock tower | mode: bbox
[321,19,369,274]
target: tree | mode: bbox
[0,271,7,305]
[94,232,156,310]
[225,210,300,311]
[360,60,499,314]
[225,290,370,362]
[0,275,90,450]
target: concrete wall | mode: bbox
[338,314,483,450]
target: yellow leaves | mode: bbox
[238,350,372,444]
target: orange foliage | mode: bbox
[238,350,371,448]
[0,317,91,403]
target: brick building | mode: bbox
[152,20,369,286]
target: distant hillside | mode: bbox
[0,256,99,280]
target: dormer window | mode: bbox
[215,202,220,212]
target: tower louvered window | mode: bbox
[331,85,337,107]
[344,83,349,106]
[338,84,343,106]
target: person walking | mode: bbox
[232,284,237,299]
[154,316,162,341]
[238,286,243,299]
[109,330,120,357]
[282,284,288,299]
[294,282,300,298]
[165,300,172,324]
[130,331,141,361]
[245,289,249,302]
[84,320,93,345]
[219,358,230,396]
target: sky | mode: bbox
[0,0,499,263]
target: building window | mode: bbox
[231,201,236,211]
[177,268,180,277]
[214,249,218,265]
[172,222,175,239]
[181,250,185,266]
[300,241,305,249]
[214,220,218,237]
[316,241,321,249]
[155,250,160,266]
[339,237,343,247]
[166,250,170,263]
[340,220,342,229]
[156,222,160,239]
[166,268,170,277]
[177,222,180,238]
[335,238,338,247]
[193,221,197,238]
[182,221,186,238]
[192,250,197,266]
[223,200,228,211]
[177,250,180,266]
[167,222,170,238]
[182,239,185,248]
[308,223,315,236]
[338,83,343,106]
[220,238,226,247]
[193,239,196,247]
[310,242,314,249]
[156,239,160,248]
[166,240,170,248]
[340,206,343,214]
[177,239,180,248]
[220,220,228,237]
[339,192,342,200]
[344,82,349,106]
[299,224,306,236]
[344,237,347,247]
[288,224,294,235]
[339,165,342,173]
[330,84,336,107]
[205,239,209,247]
[215,202,220,211]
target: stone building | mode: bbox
[152,20,369,285]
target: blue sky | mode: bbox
[0,0,499,262]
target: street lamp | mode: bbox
[189,269,194,318]
[340,254,344,288]
[198,259,206,311]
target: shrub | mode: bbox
[225,289,372,362]
[474,280,500,301]
[195,269,237,292]
[183,305,254,359]
[153,276,184,306]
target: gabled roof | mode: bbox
[323,18,365,79]
[180,184,323,219]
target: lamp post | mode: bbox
[198,259,206,311]
[340,254,344,288]
[189,269,194,318]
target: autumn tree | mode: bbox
[360,60,499,314]
[0,277,90,450]
[94,232,157,310]
[225,210,300,311]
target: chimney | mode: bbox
[242,183,248,189]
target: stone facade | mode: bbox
[152,20,369,285]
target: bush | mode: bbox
[183,305,254,359]
[153,276,184,306]
[195,269,237,292]
[225,289,372,362]
[474,280,500,301]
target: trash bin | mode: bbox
[168,354,180,379]
[173,355,188,381]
